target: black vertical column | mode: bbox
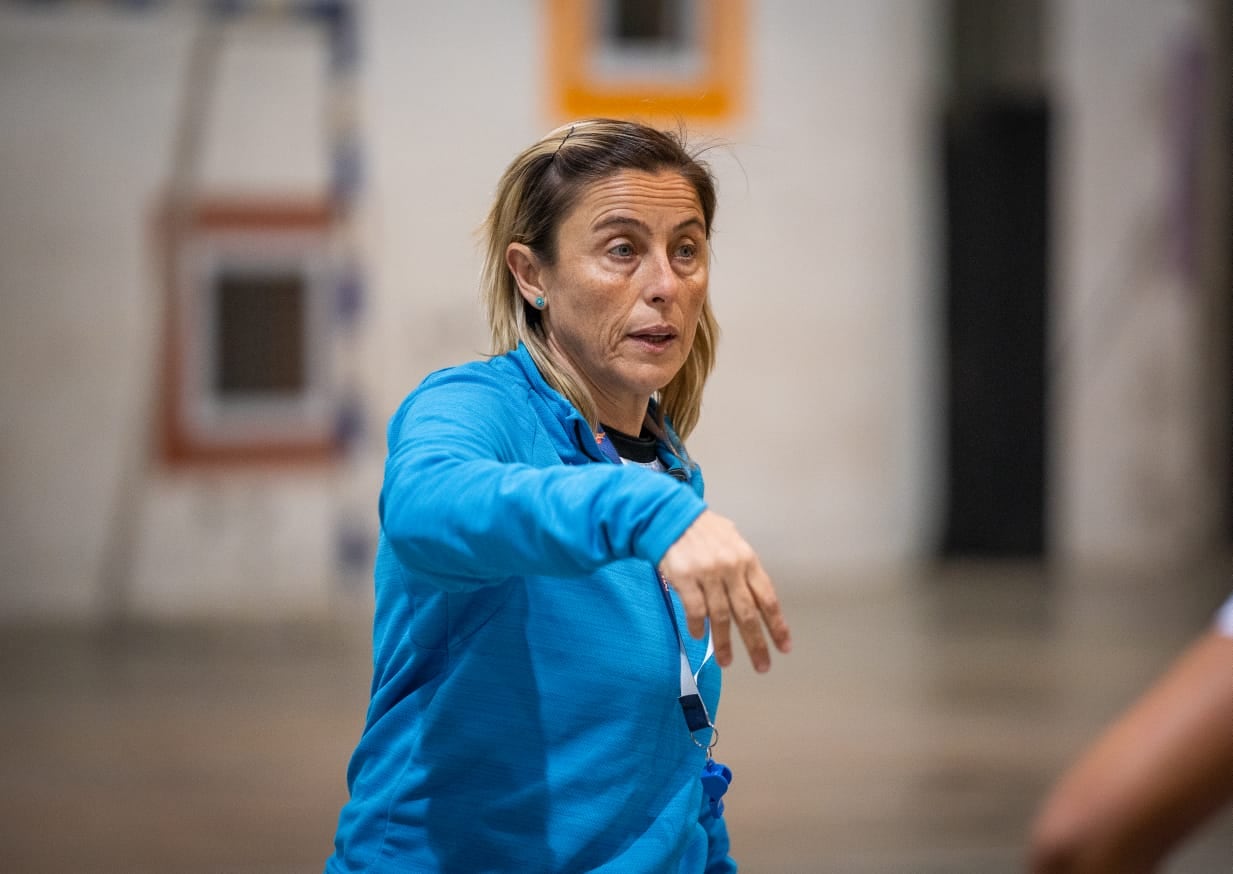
[941,98,1050,556]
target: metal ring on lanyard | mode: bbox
[691,723,719,757]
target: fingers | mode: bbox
[703,579,733,666]
[749,562,792,654]
[672,578,709,642]
[688,563,774,672]
[727,566,771,672]
[659,511,792,673]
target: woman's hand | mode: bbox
[658,510,791,672]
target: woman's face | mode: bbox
[513,169,709,432]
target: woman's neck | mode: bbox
[595,401,649,437]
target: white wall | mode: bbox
[1050,0,1218,569]
[0,9,186,620]
[692,1,941,577]
[0,6,341,621]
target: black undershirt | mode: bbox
[601,423,659,464]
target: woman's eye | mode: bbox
[610,243,634,257]
[676,243,697,259]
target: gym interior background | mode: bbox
[1,1,1230,871]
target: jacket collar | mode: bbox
[508,343,605,464]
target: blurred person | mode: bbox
[325,118,791,873]
[1029,593,1233,873]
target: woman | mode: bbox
[1029,593,1233,873]
[326,119,791,873]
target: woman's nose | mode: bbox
[642,251,679,303]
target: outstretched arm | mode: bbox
[381,371,705,586]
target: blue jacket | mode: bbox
[327,344,734,873]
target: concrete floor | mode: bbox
[2,561,1231,873]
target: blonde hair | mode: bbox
[481,118,719,440]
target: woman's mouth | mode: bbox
[628,329,677,350]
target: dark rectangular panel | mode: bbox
[942,98,1050,556]
[213,272,307,396]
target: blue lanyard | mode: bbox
[657,571,716,742]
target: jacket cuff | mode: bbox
[633,485,708,566]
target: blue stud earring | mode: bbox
[534,296,546,309]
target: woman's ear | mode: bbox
[506,243,547,309]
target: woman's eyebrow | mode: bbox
[592,216,649,235]
[591,216,705,234]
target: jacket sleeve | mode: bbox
[378,368,708,589]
